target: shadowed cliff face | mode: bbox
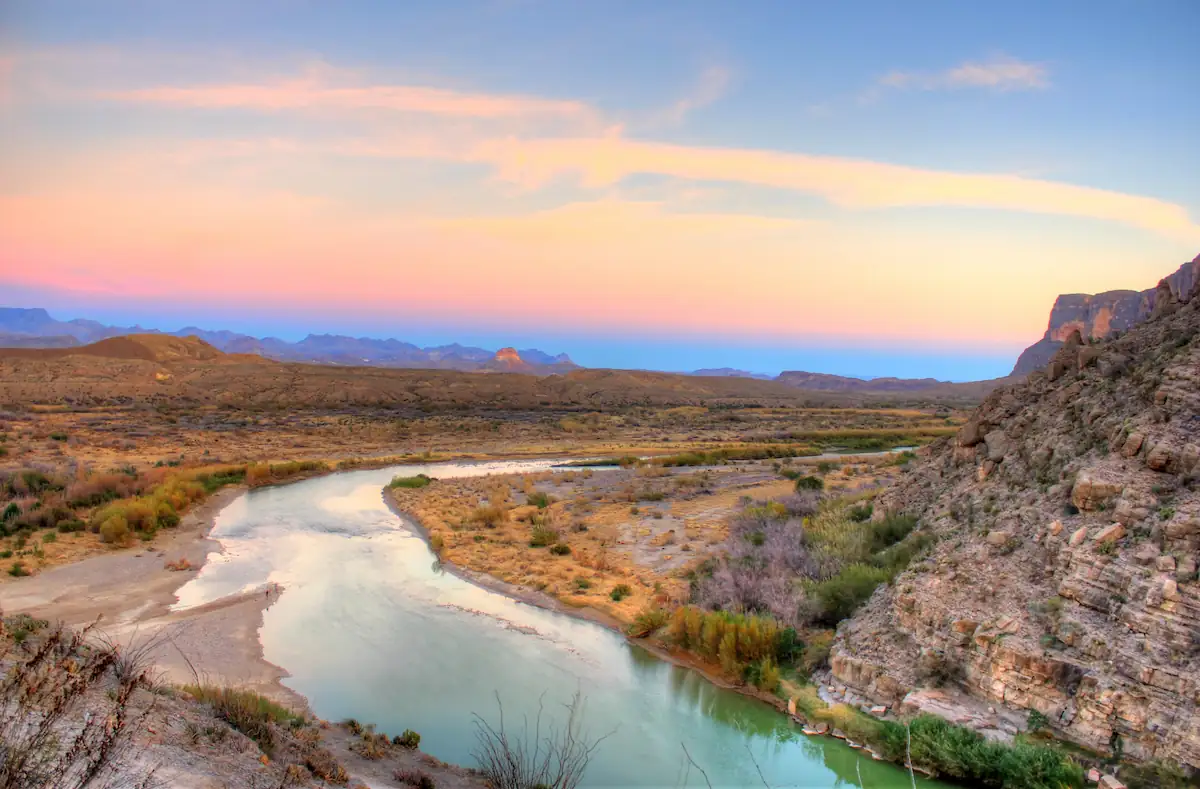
[1012,254,1200,376]
[832,262,1200,770]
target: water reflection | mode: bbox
[173,460,945,788]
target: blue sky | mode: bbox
[1,0,1197,379]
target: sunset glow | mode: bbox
[2,2,1197,376]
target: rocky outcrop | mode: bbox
[1012,255,1200,376]
[832,257,1200,772]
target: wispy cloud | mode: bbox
[470,137,1198,240]
[648,65,732,127]
[102,70,601,124]
[877,54,1049,93]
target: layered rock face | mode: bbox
[1012,255,1200,376]
[831,265,1200,770]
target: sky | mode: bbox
[1,1,1198,379]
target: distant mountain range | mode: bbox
[0,308,578,374]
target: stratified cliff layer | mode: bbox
[832,267,1200,770]
[1012,255,1199,376]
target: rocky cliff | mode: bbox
[831,265,1200,771]
[1011,255,1200,376]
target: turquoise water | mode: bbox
[174,460,944,788]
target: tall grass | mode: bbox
[183,684,304,754]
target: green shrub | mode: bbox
[1027,709,1049,732]
[794,476,824,491]
[807,563,891,624]
[49,432,68,441]
[1121,759,1191,789]
[610,584,632,602]
[184,684,303,755]
[529,524,559,547]
[98,515,131,545]
[8,561,29,578]
[847,502,874,522]
[56,519,85,533]
[393,729,421,749]
[1,503,19,522]
[526,491,553,508]
[635,490,666,502]
[574,577,592,590]
[549,542,571,556]
[628,607,668,637]
[389,474,432,489]
[0,551,11,559]
[877,715,1082,789]
[41,532,56,544]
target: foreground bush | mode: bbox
[183,684,304,755]
[0,616,158,788]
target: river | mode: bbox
[173,460,945,788]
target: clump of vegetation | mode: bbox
[8,560,30,577]
[794,475,824,491]
[530,523,560,547]
[184,684,304,755]
[609,584,632,602]
[0,618,159,788]
[549,542,571,556]
[627,607,668,638]
[390,474,433,489]
[395,767,436,789]
[667,607,791,684]
[471,505,508,528]
[526,491,554,508]
[394,729,421,749]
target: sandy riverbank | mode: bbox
[0,485,306,708]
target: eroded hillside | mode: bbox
[832,275,1200,770]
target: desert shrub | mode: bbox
[1027,709,1049,733]
[0,619,158,787]
[0,551,11,559]
[395,768,436,789]
[7,560,29,577]
[742,656,781,692]
[794,476,824,491]
[549,542,571,556]
[342,718,363,736]
[610,584,632,602]
[55,518,85,533]
[847,502,874,522]
[530,524,560,547]
[394,729,421,749]
[184,684,303,755]
[1,503,19,522]
[98,515,131,545]
[390,474,432,489]
[471,505,508,528]
[472,691,604,789]
[526,491,554,508]
[41,531,56,544]
[627,607,668,638]
[573,577,591,590]
[806,563,891,624]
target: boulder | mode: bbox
[1121,432,1145,458]
[1156,555,1177,573]
[984,430,1010,462]
[1146,441,1181,472]
[987,530,1014,547]
[958,420,987,447]
[1069,527,1089,547]
[1099,775,1127,789]
[1165,519,1199,540]
[1093,524,1126,544]
[1176,555,1197,581]
[1049,520,1064,536]
[1071,469,1124,511]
